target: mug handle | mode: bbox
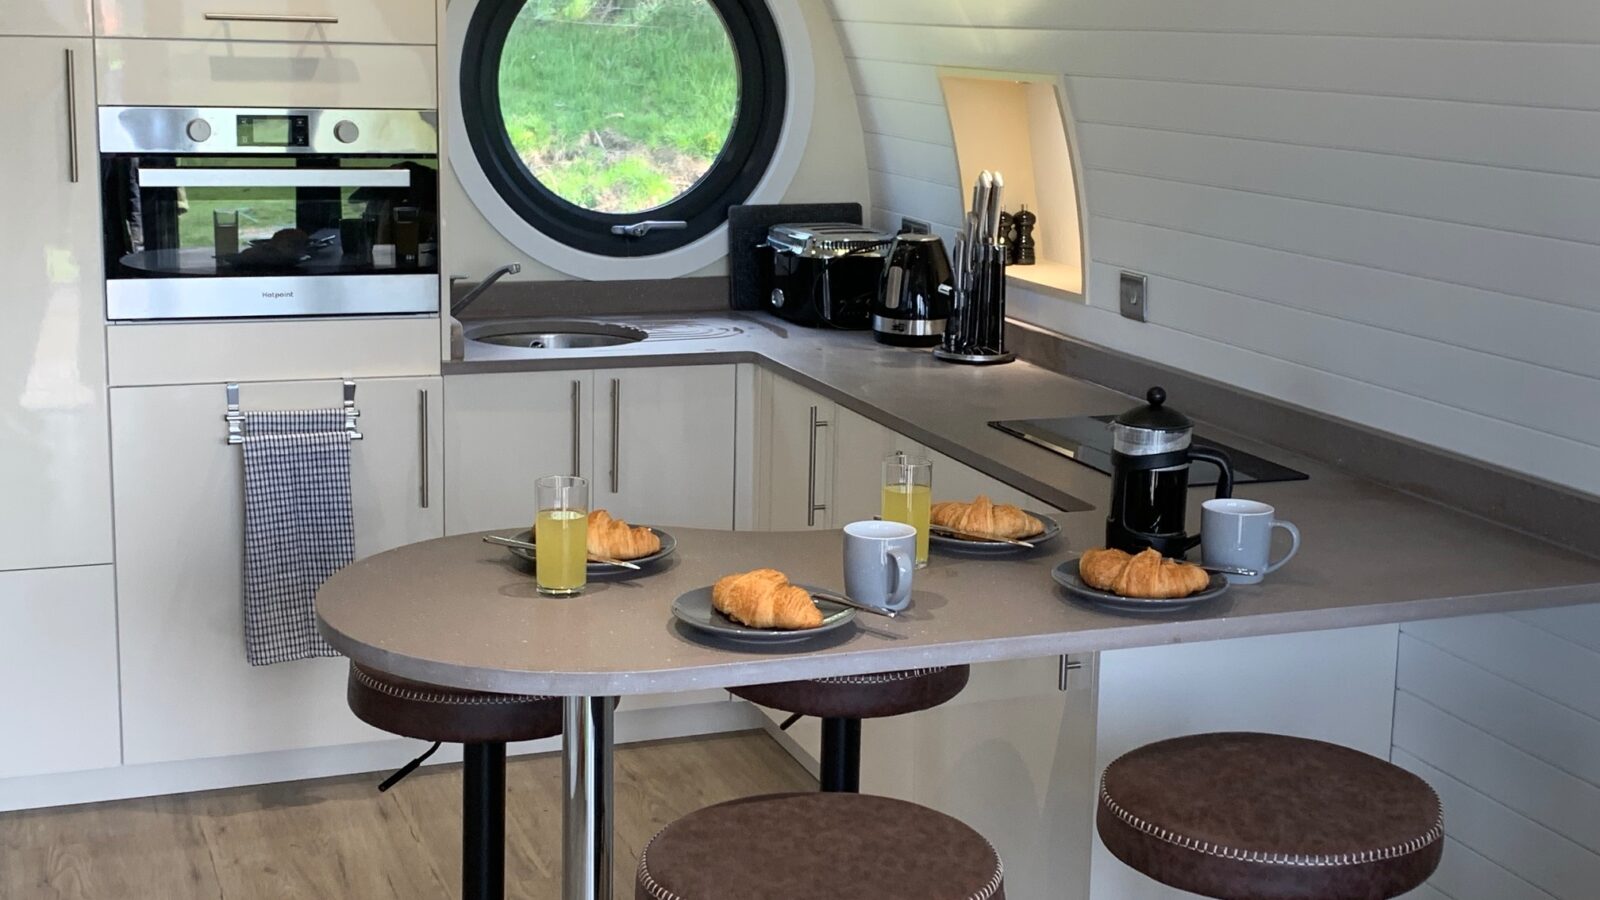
[885,546,915,611]
[1265,520,1301,574]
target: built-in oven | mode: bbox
[99,107,440,321]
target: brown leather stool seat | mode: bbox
[636,793,1005,900]
[730,666,971,719]
[1097,732,1443,900]
[731,666,971,792]
[347,662,562,744]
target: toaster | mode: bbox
[762,223,893,329]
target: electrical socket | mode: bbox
[1119,271,1148,322]
[899,217,931,235]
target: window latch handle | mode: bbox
[610,220,688,238]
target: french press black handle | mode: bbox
[1187,446,1234,500]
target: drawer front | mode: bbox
[96,0,434,44]
[0,566,121,779]
[1,1,92,37]
[96,38,437,109]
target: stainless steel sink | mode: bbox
[465,319,648,350]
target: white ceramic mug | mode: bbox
[1201,499,1301,584]
[843,520,916,611]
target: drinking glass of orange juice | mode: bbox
[535,475,588,596]
[881,452,933,568]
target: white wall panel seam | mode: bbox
[860,130,953,150]
[1073,118,1600,186]
[1086,163,1600,250]
[1394,750,1600,897]
[1085,221,1600,382]
[1395,689,1600,796]
[1080,257,1600,448]
[1400,630,1600,728]
[1089,233,1600,375]
[1085,174,1600,313]
[1089,209,1600,324]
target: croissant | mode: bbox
[587,510,661,560]
[1078,547,1211,599]
[929,495,1044,540]
[712,569,824,630]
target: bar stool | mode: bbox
[1097,732,1444,900]
[731,666,970,792]
[635,792,1004,899]
[346,662,563,900]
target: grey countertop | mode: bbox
[311,314,1600,695]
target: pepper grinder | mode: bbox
[998,211,1017,264]
[1013,206,1037,266]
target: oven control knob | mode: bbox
[770,288,786,309]
[186,118,212,143]
[333,120,361,144]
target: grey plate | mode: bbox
[930,511,1061,554]
[505,527,676,574]
[1051,558,1228,613]
[671,585,856,643]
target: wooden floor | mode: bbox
[0,730,814,899]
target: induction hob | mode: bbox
[989,416,1309,486]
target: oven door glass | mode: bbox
[101,155,440,320]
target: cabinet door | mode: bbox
[0,37,111,572]
[96,0,434,44]
[95,38,436,109]
[444,372,593,535]
[111,377,444,764]
[0,566,120,779]
[763,377,834,530]
[0,1,90,36]
[593,365,737,530]
[830,405,925,527]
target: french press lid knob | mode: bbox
[1113,386,1193,432]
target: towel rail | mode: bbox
[224,380,363,445]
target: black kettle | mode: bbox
[1106,387,1235,557]
[874,233,952,347]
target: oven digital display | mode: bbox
[237,115,308,147]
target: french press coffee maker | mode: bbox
[1106,387,1236,557]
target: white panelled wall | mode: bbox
[827,0,1600,499]
[823,3,1600,899]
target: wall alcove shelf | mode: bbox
[938,68,1085,301]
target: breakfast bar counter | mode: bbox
[317,510,1600,900]
[317,513,1600,699]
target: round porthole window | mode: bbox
[457,0,792,263]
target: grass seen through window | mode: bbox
[497,0,740,214]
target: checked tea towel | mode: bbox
[241,409,355,666]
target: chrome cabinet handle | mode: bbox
[1058,655,1084,691]
[204,12,340,23]
[63,49,78,184]
[609,379,621,494]
[806,405,830,527]
[570,380,582,477]
[418,389,430,509]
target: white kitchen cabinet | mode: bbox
[1,1,90,36]
[445,367,736,711]
[0,37,112,573]
[0,566,121,779]
[96,0,434,44]
[760,376,835,530]
[592,365,737,530]
[444,371,593,536]
[111,377,444,764]
[95,38,437,109]
[829,405,926,526]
